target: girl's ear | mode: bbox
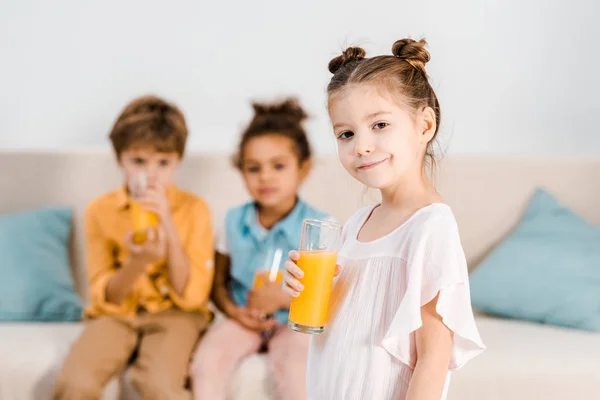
[420,106,437,144]
[299,158,312,182]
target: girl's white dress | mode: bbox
[306,204,486,400]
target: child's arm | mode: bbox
[165,200,214,309]
[138,185,214,307]
[210,251,237,317]
[85,205,160,311]
[138,184,191,294]
[106,228,166,304]
[162,220,191,295]
[405,294,453,400]
[105,260,146,304]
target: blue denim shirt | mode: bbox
[222,199,329,324]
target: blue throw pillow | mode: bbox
[0,207,82,322]
[470,189,600,331]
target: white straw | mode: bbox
[269,248,283,282]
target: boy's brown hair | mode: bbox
[109,95,188,158]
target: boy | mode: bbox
[54,95,214,400]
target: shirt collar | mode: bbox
[243,198,307,243]
[116,185,129,210]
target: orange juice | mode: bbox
[253,270,284,289]
[130,199,159,244]
[289,250,337,333]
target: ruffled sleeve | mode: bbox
[382,213,486,371]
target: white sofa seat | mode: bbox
[448,315,600,399]
[5,316,599,400]
[0,322,273,400]
[0,323,120,400]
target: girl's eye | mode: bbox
[159,159,170,166]
[274,163,286,170]
[247,166,260,173]
[337,131,354,140]
[133,158,145,165]
[373,122,389,130]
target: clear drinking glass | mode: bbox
[128,172,158,244]
[288,219,342,334]
[253,247,285,289]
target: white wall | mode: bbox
[1,0,598,157]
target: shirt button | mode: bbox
[160,285,169,295]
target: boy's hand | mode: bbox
[229,305,277,332]
[137,184,174,228]
[125,226,167,267]
[247,281,289,316]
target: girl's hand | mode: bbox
[230,305,276,332]
[247,281,288,316]
[283,250,341,297]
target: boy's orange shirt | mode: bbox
[84,184,214,318]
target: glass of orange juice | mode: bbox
[128,172,159,245]
[288,219,342,334]
[253,247,285,290]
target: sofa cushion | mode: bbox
[448,315,600,399]
[0,321,271,400]
[0,322,120,400]
[2,317,597,400]
[0,208,82,322]
[469,189,600,331]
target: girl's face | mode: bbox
[329,83,435,190]
[241,134,309,209]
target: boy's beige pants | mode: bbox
[53,309,208,400]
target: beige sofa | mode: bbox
[0,151,599,400]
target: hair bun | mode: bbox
[328,47,367,74]
[391,38,430,75]
[252,98,308,122]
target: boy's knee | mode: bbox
[54,369,102,400]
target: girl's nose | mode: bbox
[353,133,375,156]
